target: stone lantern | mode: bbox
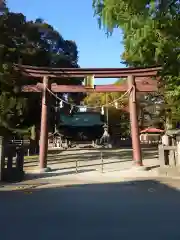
[166,129,180,166]
[166,129,180,145]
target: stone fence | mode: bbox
[0,137,25,182]
[140,133,162,145]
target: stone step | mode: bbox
[159,166,180,177]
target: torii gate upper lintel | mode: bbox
[14,64,161,172]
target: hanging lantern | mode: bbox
[84,75,94,89]
[63,93,68,101]
[114,101,118,109]
[69,105,74,114]
[59,100,63,108]
[155,104,162,115]
[69,106,72,113]
[101,106,104,115]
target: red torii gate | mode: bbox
[14,64,161,172]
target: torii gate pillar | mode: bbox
[128,75,142,166]
[39,76,51,172]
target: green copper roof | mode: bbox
[59,113,104,127]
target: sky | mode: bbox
[7,0,125,84]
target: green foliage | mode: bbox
[92,0,180,128]
[84,78,127,106]
[93,0,180,70]
[0,9,82,136]
[84,78,130,134]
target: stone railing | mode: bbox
[140,134,162,145]
[9,139,38,156]
[0,137,25,182]
[158,145,177,166]
[158,143,180,177]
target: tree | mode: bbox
[84,78,130,136]
[92,0,180,129]
[0,10,82,137]
[84,78,128,107]
[0,0,7,13]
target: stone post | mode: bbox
[0,136,5,181]
[176,135,180,165]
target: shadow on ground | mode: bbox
[0,179,180,239]
[24,148,158,168]
[23,163,160,182]
[24,168,96,181]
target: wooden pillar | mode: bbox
[39,76,50,171]
[128,75,142,166]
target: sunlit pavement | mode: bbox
[1,179,180,240]
[23,147,159,173]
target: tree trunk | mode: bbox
[165,110,173,130]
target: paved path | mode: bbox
[1,178,180,240]
[24,147,159,173]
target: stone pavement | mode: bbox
[3,146,179,191]
[2,148,180,239]
[17,147,160,188]
[24,147,159,172]
[1,177,180,239]
[24,147,159,171]
[0,160,163,192]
